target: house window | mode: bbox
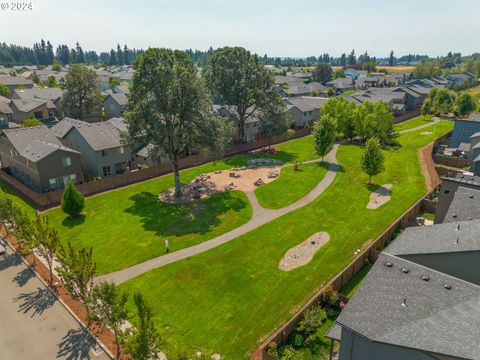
[119,146,125,154]
[49,178,57,190]
[102,165,112,176]
[62,157,72,166]
[33,111,43,119]
[102,150,109,157]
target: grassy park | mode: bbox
[119,120,453,358]
[255,163,328,209]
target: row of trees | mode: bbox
[422,88,477,117]
[0,195,162,359]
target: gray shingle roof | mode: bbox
[50,117,85,138]
[13,87,63,102]
[442,174,480,187]
[72,122,124,151]
[106,117,128,133]
[20,139,79,162]
[385,219,480,256]
[108,93,128,106]
[0,75,33,86]
[2,126,62,152]
[335,252,480,359]
[443,187,480,224]
[0,98,12,114]
[11,98,47,113]
[285,96,328,112]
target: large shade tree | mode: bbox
[127,48,229,198]
[62,64,101,120]
[204,46,277,142]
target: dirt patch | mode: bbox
[279,232,330,271]
[367,184,393,209]
[160,166,281,203]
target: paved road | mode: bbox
[396,118,440,134]
[96,145,340,285]
[0,246,110,360]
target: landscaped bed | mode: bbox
[255,162,329,209]
[118,121,453,358]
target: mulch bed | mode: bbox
[0,226,129,360]
[419,142,439,191]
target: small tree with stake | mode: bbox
[61,180,85,218]
[35,214,61,284]
[125,292,162,360]
[89,281,129,359]
[56,242,96,317]
[361,137,385,185]
[313,114,337,163]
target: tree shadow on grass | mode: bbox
[124,190,249,237]
[13,286,56,317]
[60,214,86,229]
[12,266,35,287]
[57,327,99,360]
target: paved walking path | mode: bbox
[396,118,440,134]
[96,145,340,285]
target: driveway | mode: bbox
[0,246,110,360]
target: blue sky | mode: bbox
[2,0,479,57]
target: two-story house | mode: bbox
[104,93,128,119]
[0,126,83,192]
[51,117,132,178]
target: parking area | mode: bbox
[0,243,110,360]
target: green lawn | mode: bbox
[40,135,318,274]
[393,115,433,133]
[255,163,328,209]
[0,181,35,214]
[45,160,253,275]
[119,120,453,358]
[340,263,373,298]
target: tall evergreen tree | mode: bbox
[361,137,385,184]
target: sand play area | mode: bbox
[367,183,393,209]
[160,165,281,203]
[279,232,330,271]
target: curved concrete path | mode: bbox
[96,145,340,285]
[396,118,440,134]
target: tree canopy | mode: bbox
[203,46,276,142]
[312,63,332,83]
[313,114,337,162]
[61,180,85,218]
[454,92,477,117]
[127,48,228,198]
[361,137,385,184]
[62,64,101,120]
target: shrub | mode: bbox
[322,285,340,309]
[278,346,296,360]
[296,304,327,337]
[288,331,304,348]
[61,180,85,218]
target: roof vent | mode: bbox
[444,283,452,290]
[401,298,407,307]
[469,194,474,199]
[402,268,409,274]
[456,224,461,231]
[386,262,393,267]
[422,275,430,281]
[452,214,457,218]
[455,238,459,244]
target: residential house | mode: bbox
[278,82,327,97]
[285,96,329,128]
[274,76,305,85]
[112,83,130,95]
[354,77,379,90]
[329,216,480,360]
[51,117,132,178]
[11,87,63,118]
[450,114,480,148]
[10,98,53,123]
[113,70,134,84]
[468,132,480,176]
[0,126,83,192]
[435,174,480,223]
[325,77,354,94]
[0,96,14,129]
[104,93,128,119]
[0,76,34,90]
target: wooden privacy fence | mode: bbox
[433,154,469,169]
[393,109,421,124]
[252,194,427,360]
[1,128,312,210]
